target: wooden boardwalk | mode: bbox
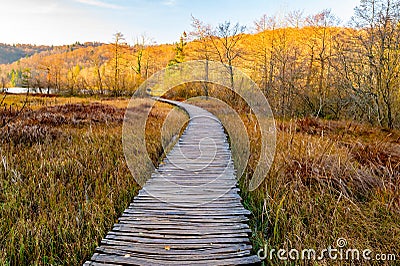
[84,99,260,266]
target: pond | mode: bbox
[2,87,55,94]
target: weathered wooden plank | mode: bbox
[129,200,245,208]
[131,198,243,204]
[134,194,242,200]
[117,222,250,229]
[90,253,260,266]
[104,234,251,245]
[111,224,252,234]
[95,246,251,261]
[84,261,122,266]
[97,243,252,256]
[106,230,250,240]
[127,208,248,214]
[100,239,246,250]
[119,213,249,222]
[125,212,248,218]
[128,205,246,211]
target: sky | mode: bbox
[0,0,361,45]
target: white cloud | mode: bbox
[162,0,177,7]
[74,0,123,9]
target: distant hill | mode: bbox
[0,42,105,65]
[0,43,53,64]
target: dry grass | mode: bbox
[1,93,131,110]
[189,98,400,266]
[2,92,399,265]
[0,95,188,265]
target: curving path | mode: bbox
[84,99,260,266]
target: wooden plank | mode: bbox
[106,230,250,240]
[90,253,260,266]
[128,204,245,211]
[117,223,250,230]
[118,214,250,221]
[104,234,251,245]
[97,243,252,255]
[112,225,252,234]
[84,261,122,266]
[129,198,242,204]
[100,239,246,250]
[122,209,251,216]
[95,246,251,261]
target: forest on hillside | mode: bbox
[1,0,400,129]
[0,43,52,65]
[0,42,104,65]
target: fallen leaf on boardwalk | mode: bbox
[164,245,170,250]
[124,254,131,257]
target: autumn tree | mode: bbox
[132,34,152,78]
[253,14,278,95]
[270,24,302,117]
[210,21,246,93]
[342,0,400,128]
[21,68,31,90]
[66,64,81,95]
[287,10,305,28]
[189,16,214,98]
[37,57,54,94]
[49,55,63,92]
[303,9,340,117]
[0,67,7,90]
[169,32,187,66]
[88,49,106,94]
[110,32,126,96]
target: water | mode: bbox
[2,87,119,95]
[2,87,54,94]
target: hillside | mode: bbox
[0,42,105,65]
[0,40,174,95]
[0,43,53,64]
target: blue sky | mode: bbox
[1,0,360,45]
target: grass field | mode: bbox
[1,93,399,265]
[189,97,400,265]
[0,94,188,265]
